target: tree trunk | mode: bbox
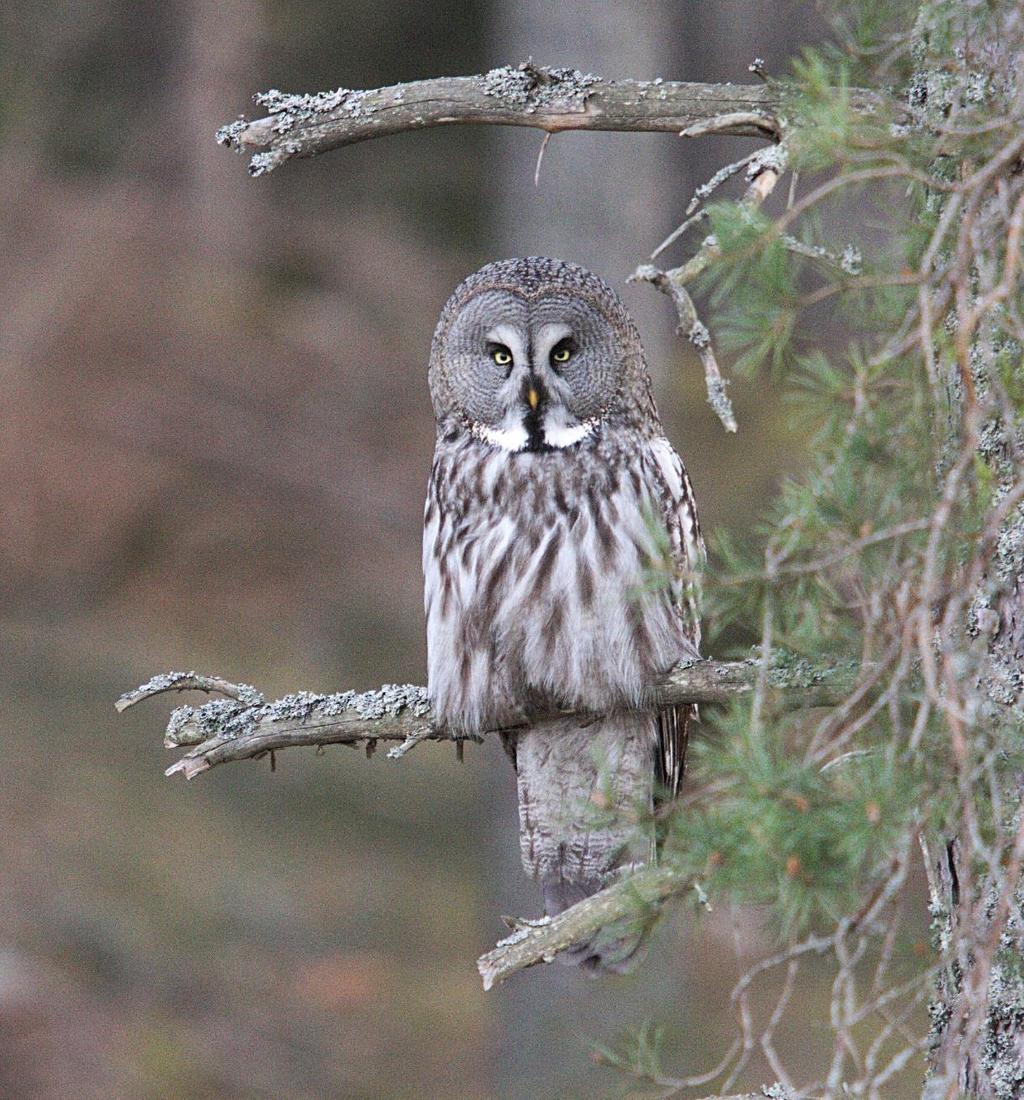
[918,3,1024,1096]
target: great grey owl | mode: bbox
[424,257,703,973]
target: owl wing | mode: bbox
[647,437,705,800]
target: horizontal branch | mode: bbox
[117,657,858,780]
[118,660,859,982]
[216,63,786,175]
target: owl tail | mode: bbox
[513,712,658,975]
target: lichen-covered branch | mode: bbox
[476,864,695,989]
[118,658,858,985]
[118,657,858,780]
[216,63,785,177]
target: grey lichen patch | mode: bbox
[240,85,374,175]
[216,117,250,149]
[985,969,1024,1085]
[247,147,287,177]
[165,698,247,747]
[982,662,1024,709]
[164,683,431,748]
[253,86,372,128]
[482,62,598,114]
[690,156,753,207]
[333,683,431,721]
[781,236,864,277]
[165,705,198,747]
[745,142,788,180]
[493,925,533,949]
[765,649,857,690]
[235,686,263,706]
[118,670,265,713]
[995,500,1024,581]
[840,244,863,275]
[130,670,192,696]
[630,263,659,286]
[688,319,710,349]
[704,374,735,428]
[968,882,1024,1098]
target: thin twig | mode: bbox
[115,671,265,712]
[533,131,553,186]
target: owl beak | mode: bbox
[527,387,540,410]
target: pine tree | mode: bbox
[600,2,1024,1095]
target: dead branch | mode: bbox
[118,659,858,780]
[117,658,857,984]
[476,864,695,989]
[631,143,788,431]
[115,658,855,985]
[216,63,785,176]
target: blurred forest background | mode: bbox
[0,2,913,1098]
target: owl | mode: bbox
[424,258,703,973]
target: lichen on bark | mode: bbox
[913,2,1024,1095]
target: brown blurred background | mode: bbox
[1,3,838,1097]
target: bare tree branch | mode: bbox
[117,659,857,984]
[631,142,789,431]
[476,864,695,989]
[216,63,786,176]
[112,658,852,987]
[114,671,266,711]
[118,658,859,780]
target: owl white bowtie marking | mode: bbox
[424,257,704,973]
[471,413,598,452]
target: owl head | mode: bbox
[428,257,657,451]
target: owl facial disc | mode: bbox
[468,321,599,453]
[430,258,652,451]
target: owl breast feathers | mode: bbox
[423,257,703,972]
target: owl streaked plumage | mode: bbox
[423,257,703,972]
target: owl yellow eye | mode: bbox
[491,345,513,367]
[550,340,575,365]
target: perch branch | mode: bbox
[216,63,786,176]
[118,658,859,780]
[120,659,856,983]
